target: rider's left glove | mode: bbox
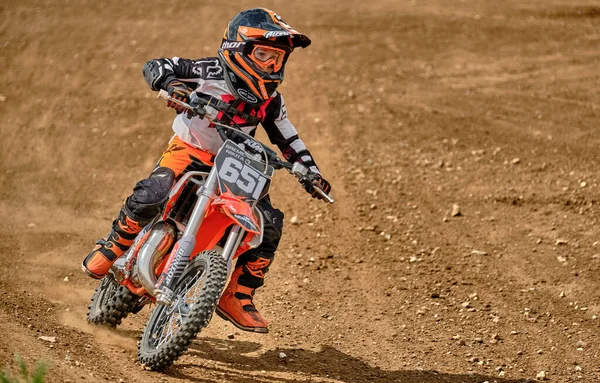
[303,173,331,200]
[166,81,193,114]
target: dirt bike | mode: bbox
[86,90,334,370]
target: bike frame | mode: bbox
[116,152,265,305]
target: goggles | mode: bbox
[248,45,287,73]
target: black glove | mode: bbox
[166,81,193,114]
[302,173,331,200]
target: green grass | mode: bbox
[1,356,46,383]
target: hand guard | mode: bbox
[301,173,331,200]
[166,81,193,114]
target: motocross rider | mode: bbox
[81,8,332,333]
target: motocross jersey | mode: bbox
[146,56,320,174]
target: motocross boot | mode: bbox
[81,208,145,279]
[216,255,272,333]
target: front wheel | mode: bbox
[137,250,227,371]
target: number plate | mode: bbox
[214,140,273,202]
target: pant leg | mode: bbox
[125,136,214,220]
[235,195,284,289]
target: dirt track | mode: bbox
[1,0,599,382]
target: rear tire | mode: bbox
[137,250,227,371]
[87,274,146,327]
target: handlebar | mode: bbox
[157,90,334,204]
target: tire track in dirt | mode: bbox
[1,0,599,382]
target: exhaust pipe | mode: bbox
[136,221,176,295]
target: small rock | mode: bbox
[580,181,587,188]
[461,301,471,308]
[39,336,56,343]
[536,370,546,380]
[451,203,461,217]
[559,291,565,298]
[290,216,300,225]
[576,340,586,348]
[0,94,6,102]
[63,276,69,282]
[279,352,287,359]
[302,278,309,284]
[227,333,235,339]
[574,365,582,372]
[555,239,568,245]
[471,250,488,256]
[511,158,521,165]
[557,256,567,263]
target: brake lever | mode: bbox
[291,163,335,204]
[188,93,207,119]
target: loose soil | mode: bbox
[1,0,599,382]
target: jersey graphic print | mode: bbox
[192,58,223,80]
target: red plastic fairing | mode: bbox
[189,193,262,259]
[213,192,261,234]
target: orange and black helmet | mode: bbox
[218,8,311,106]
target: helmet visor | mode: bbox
[248,45,287,74]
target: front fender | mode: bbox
[213,192,261,235]
[190,194,262,258]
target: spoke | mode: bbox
[177,303,190,317]
[157,312,173,346]
[150,264,209,349]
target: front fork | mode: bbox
[154,169,244,305]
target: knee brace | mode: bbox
[125,167,176,221]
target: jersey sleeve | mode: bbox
[142,57,224,90]
[261,93,321,174]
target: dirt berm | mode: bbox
[1,0,599,382]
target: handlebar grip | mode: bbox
[157,89,193,110]
[312,186,335,204]
[157,89,169,99]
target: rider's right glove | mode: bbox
[166,81,193,114]
[302,173,332,200]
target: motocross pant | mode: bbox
[85,135,283,284]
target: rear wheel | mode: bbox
[137,250,227,371]
[87,274,146,327]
